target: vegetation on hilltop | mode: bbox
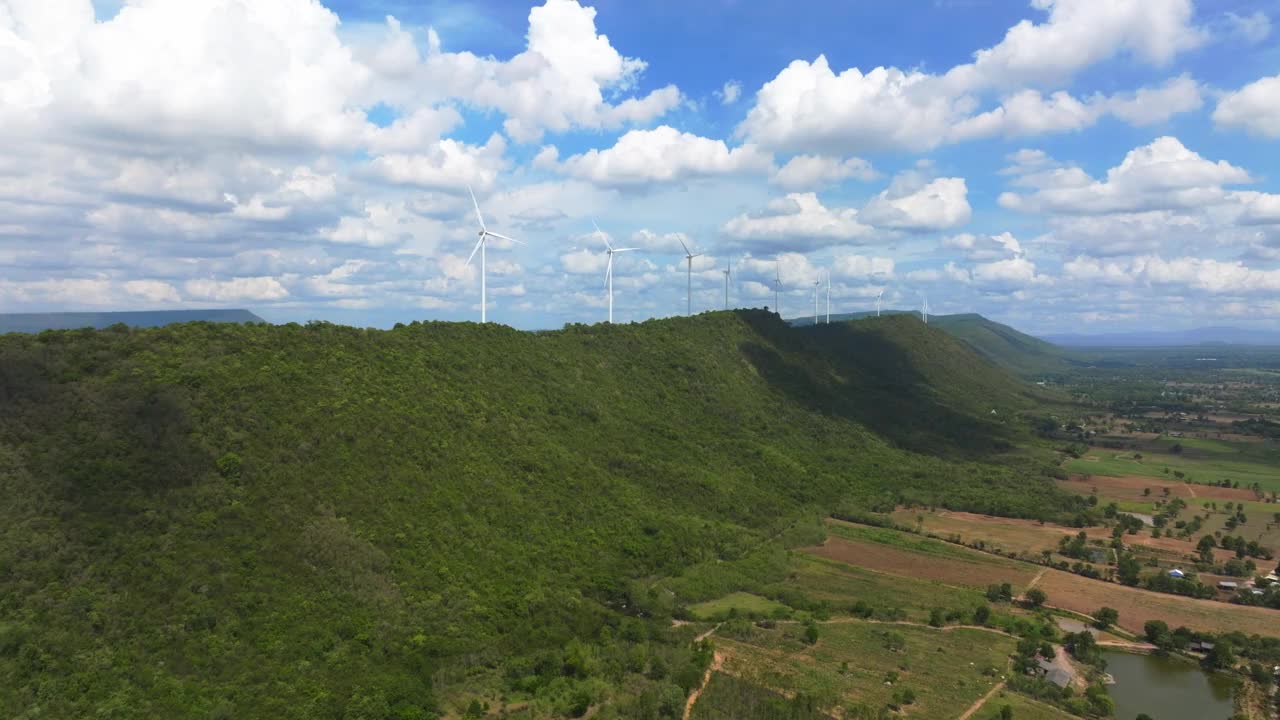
[0,311,1081,718]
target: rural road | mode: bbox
[682,650,725,720]
[957,680,1005,720]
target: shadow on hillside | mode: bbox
[737,311,1014,459]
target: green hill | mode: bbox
[793,311,1077,376]
[0,312,1078,719]
[0,309,264,334]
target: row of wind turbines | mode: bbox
[465,187,922,326]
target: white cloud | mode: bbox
[560,248,608,275]
[944,0,1204,91]
[558,126,770,187]
[970,257,1047,288]
[736,2,1204,153]
[832,254,894,279]
[943,232,1024,261]
[184,276,289,301]
[1214,74,1280,138]
[1065,255,1280,294]
[861,176,971,231]
[365,134,508,191]
[1000,136,1253,214]
[323,202,443,249]
[770,155,877,190]
[1105,74,1202,126]
[630,229,692,253]
[721,193,876,249]
[376,1,681,143]
[1221,11,1271,45]
[716,80,742,105]
[123,279,182,303]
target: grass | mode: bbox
[717,621,1014,719]
[1068,435,1280,491]
[689,592,789,620]
[976,691,1078,720]
[781,554,991,622]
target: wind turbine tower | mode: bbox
[722,256,732,310]
[678,238,701,316]
[596,221,637,324]
[812,279,820,325]
[876,289,884,317]
[465,185,523,323]
[825,271,831,324]
[922,294,929,325]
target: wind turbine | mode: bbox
[825,271,831,324]
[812,278,821,325]
[922,293,929,325]
[875,289,884,317]
[465,185,523,323]
[722,256,733,310]
[678,237,702,316]
[596,221,637,324]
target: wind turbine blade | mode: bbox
[464,236,484,267]
[614,247,639,253]
[592,219,614,252]
[484,231,524,245]
[678,237,691,256]
[467,185,486,231]
[604,256,613,288]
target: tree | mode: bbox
[1205,640,1236,670]
[803,622,819,646]
[1144,620,1171,648]
[999,705,1013,720]
[1025,588,1047,608]
[1093,607,1118,629]
[974,605,991,625]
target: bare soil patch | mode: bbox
[803,536,1036,590]
[1035,569,1280,637]
[1060,474,1256,503]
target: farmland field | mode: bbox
[973,692,1078,720]
[1066,435,1280,491]
[817,519,1280,638]
[810,525,1038,590]
[715,620,1015,719]
[689,592,788,620]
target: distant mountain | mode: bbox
[1043,326,1280,347]
[792,311,1077,375]
[0,309,264,334]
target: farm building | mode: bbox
[1035,658,1073,688]
[1218,581,1239,591]
[1168,568,1185,579]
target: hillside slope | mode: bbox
[794,312,1076,376]
[0,309,264,334]
[0,312,1077,719]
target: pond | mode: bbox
[1103,650,1235,720]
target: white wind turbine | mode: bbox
[678,237,702,316]
[825,271,831,324]
[875,288,885,317]
[722,256,733,310]
[922,293,930,325]
[465,185,523,323]
[596,221,637,324]
[812,278,821,325]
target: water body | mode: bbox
[1103,650,1235,720]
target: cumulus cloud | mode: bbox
[736,2,1205,153]
[716,80,742,104]
[184,276,290,301]
[557,126,770,188]
[1214,74,1280,138]
[1000,136,1253,215]
[1064,255,1280,294]
[861,176,971,231]
[721,193,876,250]
[364,134,509,191]
[770,155,877,191]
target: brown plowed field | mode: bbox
[803,536,1037,590]
[1034,569,1279,637]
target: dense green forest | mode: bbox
[0,311,1081,718]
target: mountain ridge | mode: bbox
[0,309,264,334]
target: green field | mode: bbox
[1068,435,1280,490]
[717,620,1014,719]
[976,692,1078,720]
[689,592,789,620]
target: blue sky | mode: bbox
[4,0,1280,334]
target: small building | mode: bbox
[1036,658,1073,688]
[1168,568,1186,579]
[1218,581,1239,591]
[1191,641,1215,653]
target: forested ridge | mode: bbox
[0,310,1080,718]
